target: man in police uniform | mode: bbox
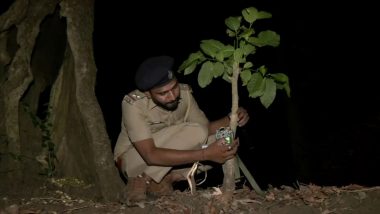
[114,55,250,205]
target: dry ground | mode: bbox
[1,177,380,214]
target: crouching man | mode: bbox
[114,56,249,205]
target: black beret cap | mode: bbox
[134,55,175,91]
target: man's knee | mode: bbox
[183,123,208,144]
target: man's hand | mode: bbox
[203,138,239,163]
[236,107,250,127]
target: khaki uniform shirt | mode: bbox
[114,83,209,160]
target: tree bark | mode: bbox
[59,0,124,201]
[0,0,124,201]
[0,0,57,186]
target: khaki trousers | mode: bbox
[119,122,210,183]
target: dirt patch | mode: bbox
[1,178,380,214]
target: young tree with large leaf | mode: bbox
[178,6,290,202]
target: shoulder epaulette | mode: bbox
[123,90,146,104]
[180,83,192,92]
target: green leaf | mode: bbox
[271,73,291,97]
[240,70,252,86]
[271,73,289,83]
[234,48,244,63]
[184,62,197,75]
[241,43,256,56]
[200,39,225,58]
[226,29,236,37]
[213,62,225,77]
[240,28,254,40]
[178,51,204,72]
[243,62,253,69]
[248,30,280,47]
[247,72,265,98]
[283,82,291,97]
[224,62,233,75]
[198,61,214,88]
[222,72,232,83]
[241,7,259,23]
[257,11,272,19]
[276,83,284,90]
[216,52,224,62]
[258,65,268,76]
[218,45,235,61]
[225,16,241,31]
[242,7,272,24]
[260,78,277,108]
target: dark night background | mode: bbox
[93,0,379,189]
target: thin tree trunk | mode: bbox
[222,62,240,199]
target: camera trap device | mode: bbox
[215,127,234,145]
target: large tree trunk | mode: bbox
[0,0,124,201]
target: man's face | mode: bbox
[147,79,181,111]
